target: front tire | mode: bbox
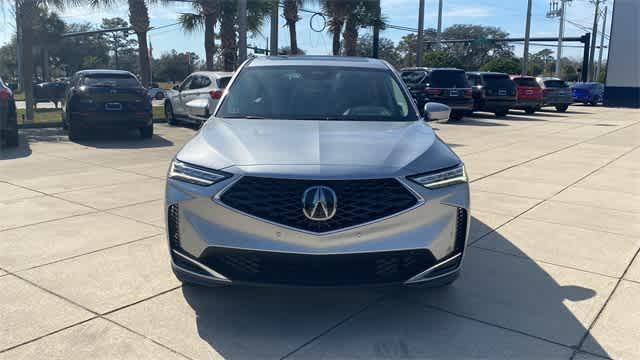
[140,124,154,139]
[165,102,178,126]
[2,129,19,147]
[524,107,536,114]
[67,120,83,142]
[494,109,509,117]
[448,111,464,122]
[555,104,569,112]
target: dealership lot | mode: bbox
[0,106,639,359]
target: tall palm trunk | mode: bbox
[330,19,343,55]
[202,0,218,70]
[343,14,358,56]
[283,0,299,55]
[220,1,236,72]
[20,0,35,121]
[128,0,151,85]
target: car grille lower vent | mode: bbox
[454,208,468,253]
[199,247,437,285]
[168,204,180,249]
[219,177,419,233]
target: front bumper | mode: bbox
[71,112,152,129]
[165,175,470,287]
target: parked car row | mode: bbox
[399,67,584,121]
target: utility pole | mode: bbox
[596,5,608,81]
[237,0,248,64]
[436,0,443,48]
[522,0,533,74]
[588,0,602,81]
[547,0,571,77]
[416,0,425,66]
[270,1,278,56]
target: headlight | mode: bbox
[168,160,230,186]
[408,164,467,189]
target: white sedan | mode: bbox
[164,71,232,126]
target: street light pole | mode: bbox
[556,0,568,77]
[596,5,608,81]
[416,0,425,66]
[436,0,443,48]
[522,0,533,74]
[588,0,602,81]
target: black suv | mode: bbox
[400,67,473,120]
[466,72,517,117]
[0,77,18,148]
[62,70,153,141]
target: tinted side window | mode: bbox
[431,71,469,88]
[401,71,427,84]
[544,80,568,88]
[217,76,232,89]
[483,74,515,89]
[180,76,193,91]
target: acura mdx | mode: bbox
[166,56,470,287]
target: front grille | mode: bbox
[198,247,436,286]
[219,177,419,233]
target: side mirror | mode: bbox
[172,84,180,91]
[185,98,210,121]
[423,102,451,122]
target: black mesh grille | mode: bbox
[168,204,180,249]
[455,208,468,253]
[219,177,419,233]
[198,247,436,286]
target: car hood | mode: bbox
[176,118,460,178]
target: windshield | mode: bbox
[544,80,569,88]
[430,71,469,88]
[82,74,140,88]
[483,74,515,89]
[216,66,416,121]
[513,77,539,87]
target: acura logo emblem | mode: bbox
[302,186,337,221]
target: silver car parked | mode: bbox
[165,56,470,287]
[164,71,233,126]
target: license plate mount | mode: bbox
[105,102,123,111]
[449,90,459,97]
[498,89,507,96]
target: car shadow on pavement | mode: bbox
[179,217,609,359]
[72,129,174,149]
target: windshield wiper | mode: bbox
[222,115,265,119]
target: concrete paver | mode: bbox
[0,275,94,351]
[0,212,160,272]
[474,217,640,277]
[55,178,165,210]
[13,167,151,194]
[0,195,93,231]
[581,281,640,359]
[552,186,640,213]
[405,247,617,347]
[625,256,640,283]
[0,318,186,360]
[20,236,180,314]
[108,199,166,228]
[107,286,383,360]
[288,300,573,360]
[0,182,41,202]
[470,190,541,216]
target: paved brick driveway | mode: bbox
[1,106,639,359]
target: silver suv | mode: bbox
[165,56,470,287]
[164,71,233,126]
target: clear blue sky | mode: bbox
[0,0,612,61]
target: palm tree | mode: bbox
[178,0,219,70]
[88,0,154,85]
[282,0,301,55]
[340,0,382,56]
[218,0,273,71]
[321,0,345,55]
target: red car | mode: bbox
[510,75,543,114]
